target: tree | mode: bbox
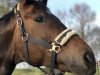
[87,27,100,58]
[55,10,67,24]
[55,3,100,60]
[69,3,96,40]
[0,0,17,17]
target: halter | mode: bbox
[14,3,76,75]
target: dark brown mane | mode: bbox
[0,11,14,26]
[0,10,15,55]
[0,11,14,32]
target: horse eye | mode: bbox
[35,16,45,23]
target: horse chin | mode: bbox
[69,66,86,75]
[58,64,95,75]
[69,65,95,75]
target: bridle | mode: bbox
[14,3,76,75]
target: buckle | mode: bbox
[50,43,61,53]
[22,33,29,41]
[17,17,22,27]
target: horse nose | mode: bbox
[84,52,93,68]
[83,52,96,75]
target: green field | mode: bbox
[12,68,73,75]
[12,68,100,75]
[12,68,44,75]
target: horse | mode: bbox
[0,0,96,75]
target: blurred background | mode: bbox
[0,0,100,75]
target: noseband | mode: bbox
[14,3,76,75]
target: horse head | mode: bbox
[0,0,96,75]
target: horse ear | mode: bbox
[26,0,47,6]
[34,0,47,6]
[25,0,47,6]
[40,0,47,6]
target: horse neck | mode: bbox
[0,11,17,75]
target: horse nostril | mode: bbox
[83,52,93,68]
[84,52,96,75]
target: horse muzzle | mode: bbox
[69,52,96,75]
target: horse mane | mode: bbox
[0,10,14,27]
[0,10,15,56]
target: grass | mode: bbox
[12,68,100,75]
[12,68,44,75]
[12,68,73,75]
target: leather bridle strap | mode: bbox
[14,5,31,63]
[51,51,57,75]
[28,36,52,49]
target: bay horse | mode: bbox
[0,0,96,75]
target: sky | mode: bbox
[47,0,100,27]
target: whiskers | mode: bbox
[69,64,87,75]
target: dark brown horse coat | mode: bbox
[0,0,96,75]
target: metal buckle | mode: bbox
[22,33,29,41]
[50,43,61,53]
[17,17,22,27]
